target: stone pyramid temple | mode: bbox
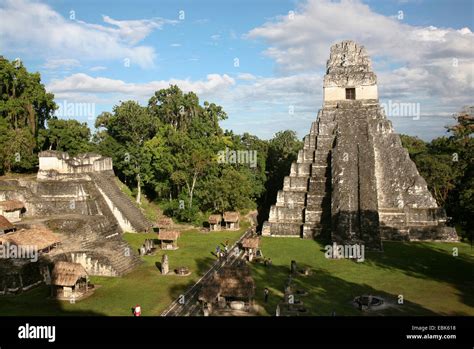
[262,40,458,249]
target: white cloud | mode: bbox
[0,0,175,68]
[46,71,318,135]
[245,0,473,110]
[236,73,257,81]
[228,74,321,106]
[100,15,173,45]
[89,66,107,72]
[42,58,81,70]
[47,73,236,103]
[247,0,473,71]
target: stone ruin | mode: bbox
[0,151,153,288]
[37,150,113,181]
[263,40,458,249]
[37,151,152,234]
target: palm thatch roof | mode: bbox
[156,217,173,227]
[0,200,25,212]
[242,237,260,249]
[51,261,87,287]
[199,265,255,302]
[158,230,180,241]
[0,227,60,250]
[223,211,239,223]
[0,215,14,230]
[199,283,220,302]
[208,214,222,224]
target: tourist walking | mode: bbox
[264,288,269,303]
[133,304,141,317]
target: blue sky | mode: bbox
[1,0,473,140]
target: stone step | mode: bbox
[283,176,309,191]
[308,179,329,194]
[318,120,336,135]
[309,121,319,136]
[304,209,324,224]
[314,150,331,163]
[101,246,142,275]
[290,162,311,176]
[310,165,329,179]
[276,190,307,206]
[316,135,334,150]
[89,173,152,232]
[303,135,317,149]
[297,148,315,163]
[302,223,326,239]
[263,222,302,237]
[269,206,304,223]
[306,194,326,206]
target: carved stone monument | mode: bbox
[161,254,169,275]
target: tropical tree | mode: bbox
[38,119,92,156]
[0,57,56,173]
[0,57,55,134]
[148,85,200,131]
[95,101,157,203]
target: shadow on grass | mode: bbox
[251,262,445,316]
[166,256,217,306]
[0,285,105,316]
[364,241,474,309]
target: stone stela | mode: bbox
[262,40,457,249]
[161,254,169,275]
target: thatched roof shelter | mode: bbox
[199,283,220,303]
[0,227,60,250]
[242,237,260,249]
[208,214,222,224]
[156,217,173,228]
[223,211,239,223]
[0,215,14,231]
[199,265,255,303]
[0,200,25,212]
[51,261,87,287]
[158,230,180,241]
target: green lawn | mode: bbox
[1,229,472,316]
[251,238,474,316]
[0,225,246,316]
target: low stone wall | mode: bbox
[70,252,117,277]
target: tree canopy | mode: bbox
[401,106,474,242]
[0,57,56,173]
[1,59,470,238]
